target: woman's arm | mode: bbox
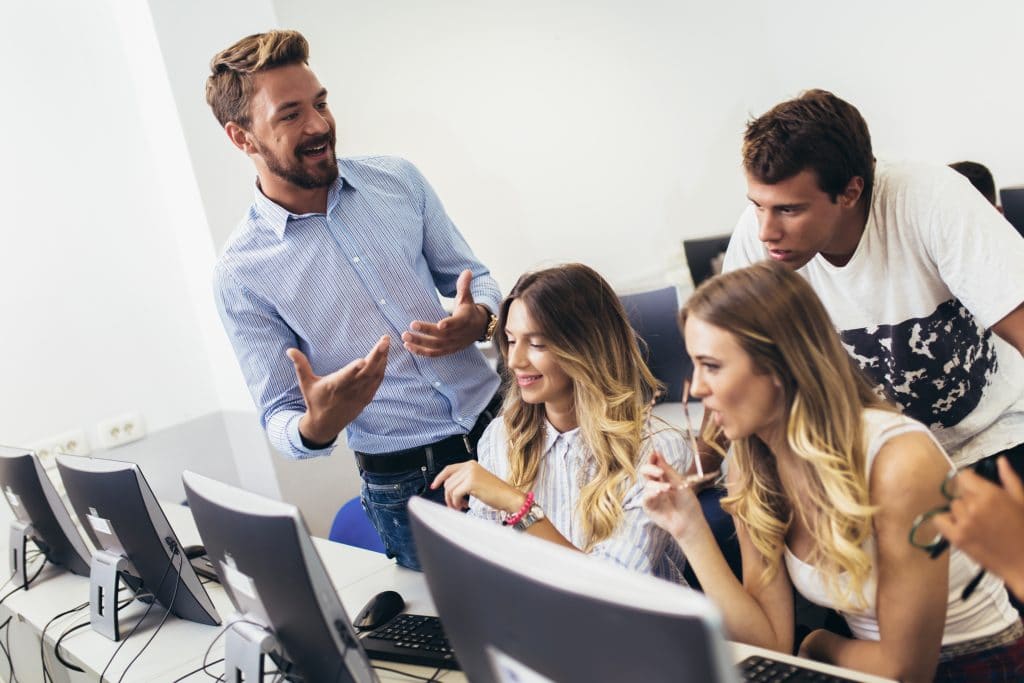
[800,432,950,683]
[643,452,794,652]
[431,461,579,551]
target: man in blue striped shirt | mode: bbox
[206,30,501,570]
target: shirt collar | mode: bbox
[251,161,353,239]
[543,419,581,454]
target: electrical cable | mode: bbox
[98,551,177,682]
[40,599,89,682]
[168,657,225,682]
[116,552,184,683]
[52,594,142,674]
[0,556,48,606]
[0,616,14,683]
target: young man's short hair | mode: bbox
[743,89,875,205]
[206,30,310,128]
[949,161,998,206]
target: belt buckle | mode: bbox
[462,435,474,455]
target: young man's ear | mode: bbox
[225,121,255,154]
[837,176,865,209]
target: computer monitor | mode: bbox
[999,186,1024,238]
[182,471,377,683]
[619,286,692,402]
[0,446,92,587]
[683,234,732,288]
[55,455,220,641]
[408,498,738,683]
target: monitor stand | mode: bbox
[8,520,33,590]
[90,549,135,641]
[224,616,277,681]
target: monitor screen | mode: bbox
[0,446,91,578]
[56,455,219,629]
[409,498,738,683]
[683,234,732,288]
[999,186,1024,239]
[182,470,377,683]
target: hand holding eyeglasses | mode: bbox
[931,457,1024,601]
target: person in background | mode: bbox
[722,89,1024,478]
[644,262,1024,682]
[949,160,1000,209]
[206,30,501,570]
[433,264,693,581]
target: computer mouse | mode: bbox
[182,544,207,560]
[353,590,405,630]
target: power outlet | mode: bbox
[96,412,146,449]
[29,429,91,469]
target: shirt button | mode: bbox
[352,256,360,263]
[432,381,441,388]
[379,299,386,306]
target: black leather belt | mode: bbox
[355,393,502,475]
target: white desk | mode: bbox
[0,502,892,682]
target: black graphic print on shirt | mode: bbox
[840,299,998,430]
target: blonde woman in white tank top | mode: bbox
[643,262,1023,683]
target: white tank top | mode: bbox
[784,409,1018,644]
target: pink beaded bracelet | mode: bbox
[503,491,535,527]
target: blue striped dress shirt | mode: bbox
[468,417,693,582]
[214,156,501,458]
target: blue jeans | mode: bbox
[359,462,450,571]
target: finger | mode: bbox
[358,336,390,374]
[402,328,446,349]
[286,348,318,386]
[639,463,667,481]
[408,320,444,336]
[431,464,456,490]
[998,456,1024,502]
[454,269,474,308]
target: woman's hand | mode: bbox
[641,450,705,544]
[431,461,526,513]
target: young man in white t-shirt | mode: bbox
[722,89,1024,469]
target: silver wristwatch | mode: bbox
[513,501,546,531]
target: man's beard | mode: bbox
[257,131,339,190]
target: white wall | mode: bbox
[272,0,1024,293]
[4,0,1023,533]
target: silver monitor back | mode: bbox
[183,471,378,683]
[409,497,739,683]
[0,446,92,578]
[56,455,219,628]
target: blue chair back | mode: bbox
[619,285,692,402]
[328,496,386,553]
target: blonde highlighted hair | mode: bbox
[684,261,889,610]
[495,264,663,551]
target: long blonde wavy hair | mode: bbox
[495,264,662,551]
[684,261,890,610]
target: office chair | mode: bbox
[328,496,386,553]
[619,285,692,403]
[682,234,731,288]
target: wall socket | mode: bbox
[29,429,91,468]
[95,412,146,449]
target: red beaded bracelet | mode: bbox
[503,491,535,527]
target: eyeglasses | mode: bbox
[909,469,986,600]
[680,379,720,487]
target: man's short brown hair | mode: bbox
[743,89,874,204]
[206,30,310,128]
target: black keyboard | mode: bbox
[189,554,220,583]
[739,655,860,682]
[360,614,459,670]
